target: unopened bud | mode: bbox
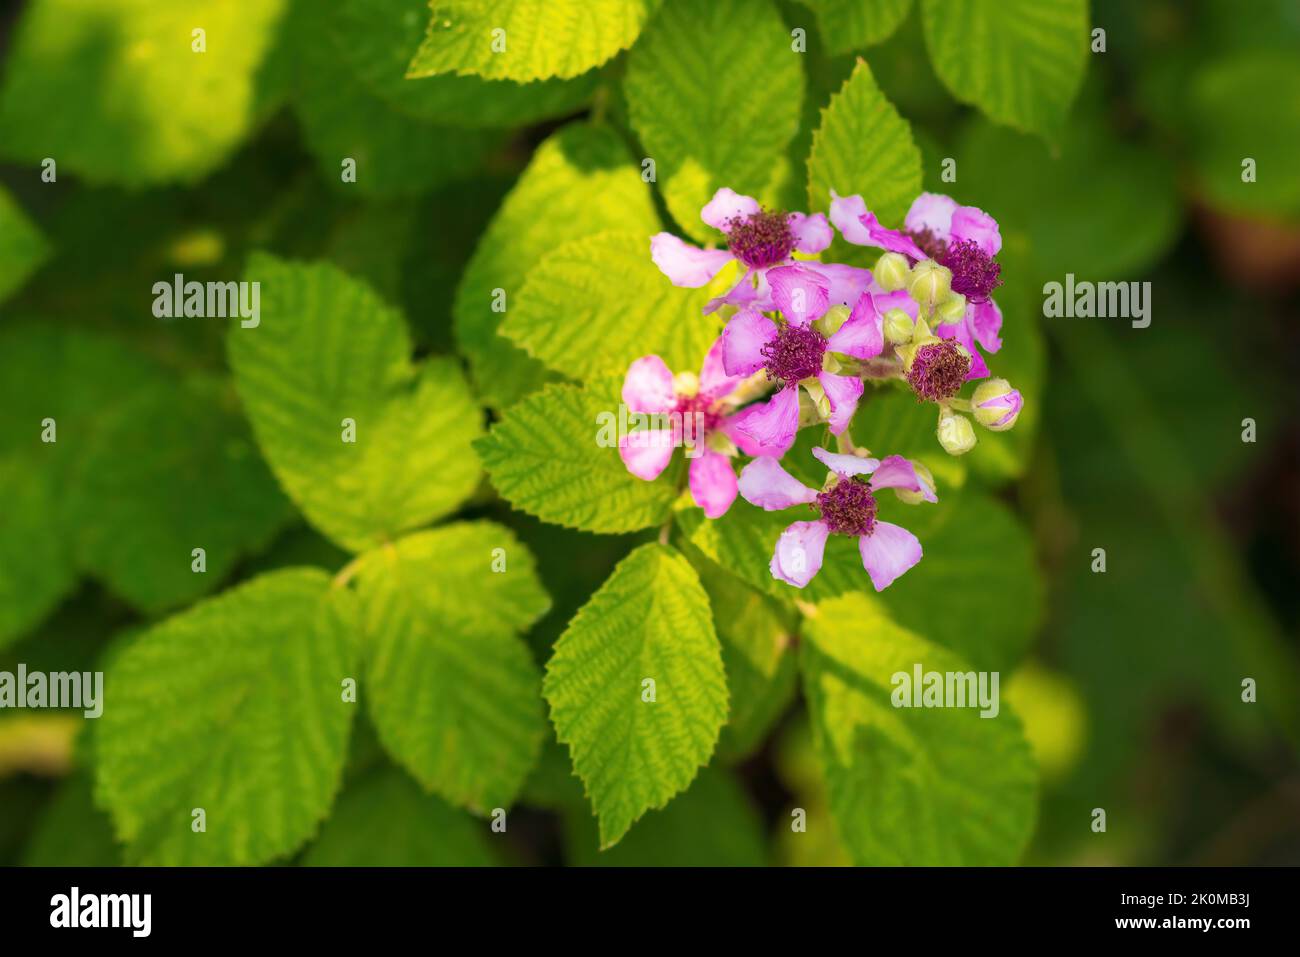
[874,252,910,292]
[882,308,914,345]
[894,460,936,505]
[815,303,851,337]
[908,260,951,308]
[971,377,1023,431]
[936,291,967,323]
[936,409,977,456]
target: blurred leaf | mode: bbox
[454,123,658,409]
[799,0,913,55]
[302,767,496,865]
[22,772,120,866]
[0,186,48,304]
[623,0,804,240]
[565,767,766,865]
[502,230,722,381]
[354,523,550,812]
[802,592,1038,864]
[920,0,1088,141]
[544,543,727,847]
[0,457,76,649]
[0,0,287,184]
[808,59,922,225]
[476,378,683,534]
[96,569,358,865]
[231,254,482,552]
[408,0,658,81]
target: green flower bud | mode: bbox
[874,252,910,291]
[882,307,915,345]
[971,377,1023,432]
[936,291,967,323]
[936,409,977,456]
[894,460,936,505]
[908,260,952,308]
[815,303,851,337]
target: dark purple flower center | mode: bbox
[725,209,795,269]
[908,228,948,261]
[815,478,878,536]
[940,239,1002,303]
[761,323,826,384]
[907,337,971,401]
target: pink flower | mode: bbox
[737,446,935,591]
[830,190,1004,380]
[618,337,780,518]
[719,266,912,455]
[651,187,872,315]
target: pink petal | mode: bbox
[651,233,733,287]
[969,297,1003,354]
[737,455,818,510]
[869,454,937,502]
[826,291,884,359]
[697,335,743,400]
[618,429,677,481]
[811,446,879,477]
[770,521,830,589]
[701,187,760,232]
[978,388,1023,428]
[732,384,800,454]
[721,308,777,377]
[867,288,919,319]
[804,261,875,307]
[829,191,925,259]
[818,372,863,435]
[859,521,923,591]
[621,355,677,413]
[688,449,738,518]
[704,268,773,315]
[950,205,1001,257]
[767,264,830,326]
[721,408,788,458]
[904,192,958,243]
[935,320,989,381]
[789,211,833,254]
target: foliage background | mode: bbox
[0,0,1297,866]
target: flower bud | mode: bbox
[908,260,951,308]
[874,252,910,291]
[815,303,851,337]
[894,460,936,505]
[936,291,967,323]
[971,377,1023,432]
[882,307,915,345]
[936,409,977,456]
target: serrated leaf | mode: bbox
[920,0,1087,140]
[623,0,804,240]
[502,230,722,381]
[332,0,600,128]
[354,522,550,811]
[302,768,495,865]
[544,543,727,847]
[801,592,1038,865]
[454,123,658,409]
[0,0,287,185]
[475,377,682,533]
[801,0,913,56]
[95,569,359,865]
[408,0,658,82]
[230,254,482,552]
[807,59,922,226]
[0,186,48,304]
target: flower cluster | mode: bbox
[619,187,1024,591]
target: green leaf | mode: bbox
[302,768,495,865]
[475,377,682,534]
[544,543,727,847]
[807,59,922,226]
[501,230,722,381]
[0,456,75,650]
[0,0,287,185]
[95,569,359,865]
[564,767,766,865]
[801,592,1038,865]
[22,772,120,866]
[920,0,1088,140]
[408,0,659,82]
[0,186,48,303]
[623,0,804,239]
[801,0,914,55]
[353,522,550,812]
[230,253,482,552]
[331,0,600,128]
[453,123,658,409]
